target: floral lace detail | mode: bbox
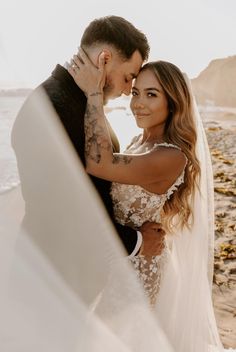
[110,141,187,305]
[129,244,169,306]
[111,183,166,228]
[110,142,187,228]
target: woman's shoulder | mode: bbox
[151,143,187,176]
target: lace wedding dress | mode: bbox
[111,139,187,306]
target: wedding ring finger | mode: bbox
[72,62,79,70]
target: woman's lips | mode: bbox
[135,113,150,119]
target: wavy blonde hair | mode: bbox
[141,61,201,232]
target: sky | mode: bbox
[0,0,235,88]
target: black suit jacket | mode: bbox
[41,64,137,254]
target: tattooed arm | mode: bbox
[85,92,132,166]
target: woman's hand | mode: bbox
[68,47,106,97]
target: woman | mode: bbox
[69,52,199,303]
[68,51,226,352]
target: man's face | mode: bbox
[103,50,143,104]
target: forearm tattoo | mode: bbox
[85,103,110,163]
[84,100,133,165]
[112,154,132,164]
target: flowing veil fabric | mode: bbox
[0,88,174,351]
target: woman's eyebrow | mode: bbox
[132,87,161,93]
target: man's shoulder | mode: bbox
[41,64,86,106]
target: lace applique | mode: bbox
[152,142,181,150]
[111,183,166,228]
[110,141,187,304]
[166,169,185,199]
[129,245,169,306]
[111,142,187,228]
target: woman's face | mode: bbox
[130,69,169,129]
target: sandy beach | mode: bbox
[203,111,236,349]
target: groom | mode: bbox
[12,16,164,265]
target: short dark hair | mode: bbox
[81,16,150,61]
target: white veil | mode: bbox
[0,83,225,351]
[153,76,223,352]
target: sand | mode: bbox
[203,112,236,349]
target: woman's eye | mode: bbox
[147,92,157,97]
[131,91,137,96]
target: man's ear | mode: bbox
[98,49,112,65]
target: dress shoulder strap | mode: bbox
[125,134,142,150]
[152,142,181,150]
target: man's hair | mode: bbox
[81,16,150,61]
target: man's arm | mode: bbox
[114,223,142,256]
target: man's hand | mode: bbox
[139,222,166,257]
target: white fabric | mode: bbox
[128,230,143,257]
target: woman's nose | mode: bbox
[133,99,145,109]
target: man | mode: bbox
[12,16,164,293]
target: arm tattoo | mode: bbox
[89,92,103,97]
[112,154,133,164]
[85,103,110,164]
[84,101,133,166]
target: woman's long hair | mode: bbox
[141,61,201,232]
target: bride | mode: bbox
[68,50,225,351]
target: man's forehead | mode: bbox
[129,51,143,76]
[127,63,143,78]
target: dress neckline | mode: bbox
[133,135,181,152]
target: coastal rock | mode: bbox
[191,56,236,107]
